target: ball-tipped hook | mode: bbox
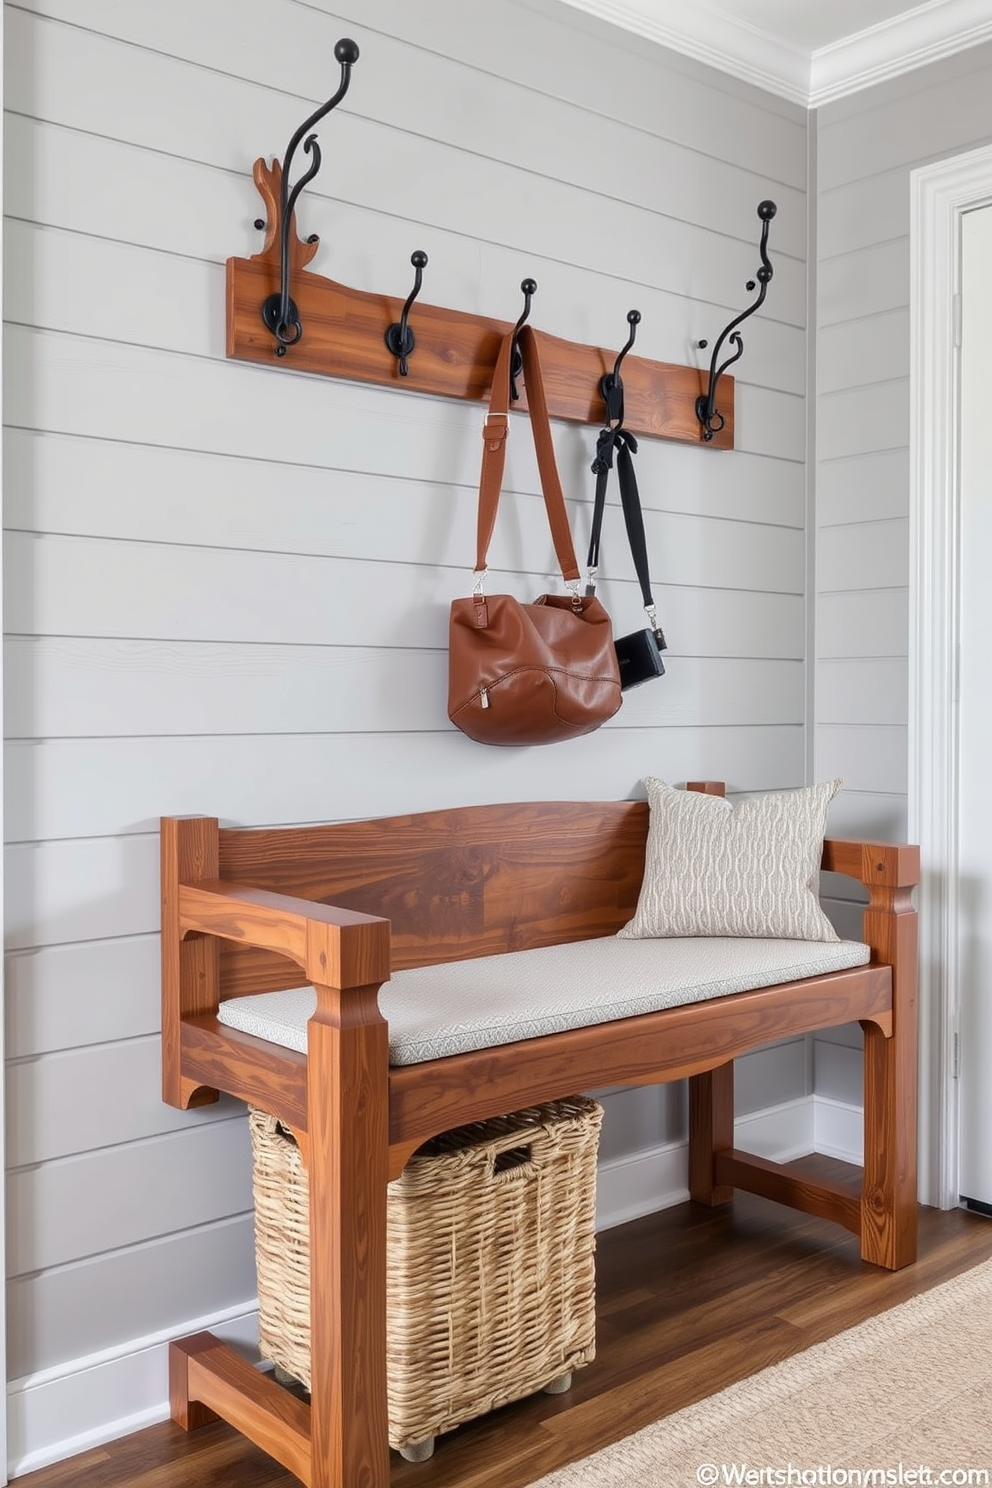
[385,250,430,377]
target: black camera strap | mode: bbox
[586,424,667,653]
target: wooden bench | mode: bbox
[160,784,919,1488]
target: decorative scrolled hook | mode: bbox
[510,278,537,401]
[261,37,360,356]
[695,200,776,440]
[384,251,429,376]
[600,309,641,425]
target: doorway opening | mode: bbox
[909,141,992,1211]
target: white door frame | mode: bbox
[909,142,992,1211]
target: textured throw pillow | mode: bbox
[619,778,842,941]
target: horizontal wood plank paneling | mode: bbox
[735,385,806,464]
[815,519,910,594]
[4,726,806,846]
[2,428,805,544]
[7,1119,252,1274]
[5,5,810,262]
[595,1082,686,1162]
[5,936,161,1057]
[816,382,909,462]
[17,0,808,185]
[816,39,992,191]
[4,834,159,951]
[816,589,909,660]
[816,658,908,727]
[4,532,806,653]
[817,309,909,396]
[734,1038,808,1116]
[817,240,909,329]
[2,466,805,603]
[817,169,910,261]
[5,10,807,322]
[6,1042,239,1166]
[6,1214,258,1378]
[815,725,907,797]
[4,0,809,1393]
[820,790,909,845]
[813,1040,863,1107]
[816,1022,864,1052]
[815,449,910,527]
[4,640,804,739]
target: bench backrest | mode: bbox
[216,800,650,992]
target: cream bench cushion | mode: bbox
[217,935,870,1067]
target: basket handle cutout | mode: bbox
[492,1144,534,1177]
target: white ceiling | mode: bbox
[556,0,992,105]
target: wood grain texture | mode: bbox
[713,1149,863,1235]
[161,818,220,1109]
[172,1333,312,1484]
[180,1018,307,1135]
[169,1334,220,1434]
[160,797,920,1488]
[178,882,391,989]
[216,801,650,981]
[226,162,734,451]
[860,873,919,1269]
[688,1063,735,1204]
[227,257,733,448]
[307,982,390,1488]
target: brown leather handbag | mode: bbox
[447,325,622,746]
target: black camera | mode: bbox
[614,627,667,690]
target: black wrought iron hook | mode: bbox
[695,199,777,440]
[600,309,641,426]
[510,278,537,401]
[260,38,360,356]
[384,251,429,376]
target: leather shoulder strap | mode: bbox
[474,325,580,584]
[475,329,513,574]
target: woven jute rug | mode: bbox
[529,1257,992,1487]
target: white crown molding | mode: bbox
[556,0,992,108]
[810,0,992,106]
[552,0,810,106]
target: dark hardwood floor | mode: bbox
[18,1166,992,1488]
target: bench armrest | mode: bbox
[178,880,391,990]
[822,839,920,891]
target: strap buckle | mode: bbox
[482,412,509,449]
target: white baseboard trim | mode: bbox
[7,1302,259,1480]
[7,1095,865,1478]
[813,1095,864,1165]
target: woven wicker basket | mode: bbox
[248,1096,602,1457]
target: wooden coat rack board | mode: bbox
[226,159,735,449]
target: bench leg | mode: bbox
[859,872,919,1272]
[308,983,390,1488]
[861,1015,918,1269]
[688,1062,735,1205]
[169,1333,220,1432]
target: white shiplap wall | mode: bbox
[812,42,992,1105]
[2,0,807,1466]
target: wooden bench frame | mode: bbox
[160,787,919,1488]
